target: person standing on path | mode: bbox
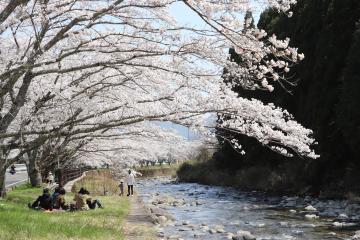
[119,180,124,196]
[47,172,54,185]
[126,170,142,196]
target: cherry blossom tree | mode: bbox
[0,0,318,196]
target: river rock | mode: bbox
[249,222,265,228]
[209,229,217,234]
[193,233,206,238]
[168,235,182,240]
[305,214,319,220]
[150,207,174,220]
[279,221,289,227]
[332,222,357,228]
[226,233,235,239]
[201,226,209,232]
[289,209,297,214]
[305,205,317,211]
[292,230,304,235]
[182,220,190,225]
[352,230,360,239]
[196,200,205,205]
[338,213,349,220]
[214,225,225,233]
[178,227,189,231]
[157,215,168,225]
[233,230,256,240]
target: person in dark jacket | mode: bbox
[54,188,68,210]
[28,188,53,211]
[51,186,61,203]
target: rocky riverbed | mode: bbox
[137,177,360,240]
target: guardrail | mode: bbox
[5,179,29,194]
[57,166,95,187]
[6,179,29,189]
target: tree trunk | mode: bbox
[0,160,6,198]
[27,151,42,187]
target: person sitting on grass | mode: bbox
[54,188,68,210]
[73,187,103,211]
[73,187,90,210]
[28,188,53,211]
[51,186,61,203]
[81,188,103,209]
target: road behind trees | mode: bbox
[5,164,28,188]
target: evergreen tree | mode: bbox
[214,0,360,194]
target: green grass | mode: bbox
[0,177,129,240]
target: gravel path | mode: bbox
[123,195,157,240]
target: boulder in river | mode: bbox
[233,230,256,240]
[332,221,357,228]
[226,233,235,239]
[305,205,317,211]
[305,214,319,220]
[338,213,349,220]
[209,229,217,234]
[352,230,360,239]
[196,200,205,205]
[157,215,168,224]
[168,235,182,240]
[214,225,225,233]
[150,207,175,224]
[182,220,190,225]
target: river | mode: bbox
[137,177,360,240]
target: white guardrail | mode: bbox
[5,179,29,189]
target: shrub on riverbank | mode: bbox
[177,161,233,186]
[73,170,120,195]
[177,159,360,199]
[178,159,316,195]
[0,176,129,240]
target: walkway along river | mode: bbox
[137,177,360,240]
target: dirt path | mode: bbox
[123,195,158,240]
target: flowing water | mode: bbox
[137,177,360,240]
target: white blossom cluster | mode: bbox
[0,0,317,174]
[74,123,202,168]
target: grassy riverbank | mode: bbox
[137,163,180,177]
[0,171,130,240]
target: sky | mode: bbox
[169,1,267,27]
